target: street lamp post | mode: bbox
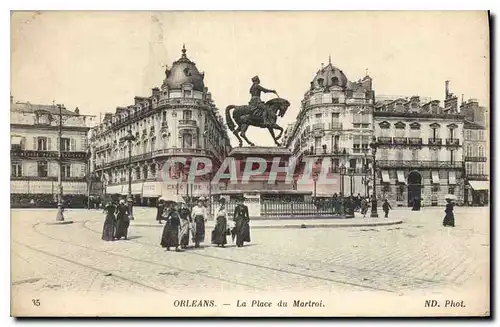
[349,167,354,196]
[369,136,379,218]
[340,164,346,196]
[122,130,136,220]
[55,104,65,221]
[313,173,318,201]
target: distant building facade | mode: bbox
[373,83,465,207]
[89,46,231,204]
[285,59,375,197]
[10,97,90,207]
[461,99,489,206]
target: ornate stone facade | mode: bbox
[285,59,375,197]
[89,46,231,202]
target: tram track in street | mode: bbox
[79,220,400,293]
[22,221,267,291]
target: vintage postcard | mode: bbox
[10,11,490,317]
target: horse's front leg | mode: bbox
[268,127,281,147]
[270,124,284,140]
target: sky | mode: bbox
[11,11,489,146]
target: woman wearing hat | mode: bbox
[114,199,130,240]
[101,198,117,241]
[233,196,250,247]
[160,202,181,251]
[156,198,165,224]
[211,198,228,247]
[178,202,192,249]
[191,198,208,248]
[443,197,455,227]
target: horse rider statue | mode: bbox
[249,76,278,127]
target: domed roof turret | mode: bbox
[163,45,205,92]
[311,57,348,89]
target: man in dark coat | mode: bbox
[114,199,130,240]
[233,196,250,247]
[382,199,392,218]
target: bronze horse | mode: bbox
[225,98,290,147]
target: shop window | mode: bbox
[448,186,455,195]
[396,184,405,201]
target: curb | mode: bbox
[45,221,74,225]
[130,220,403,229]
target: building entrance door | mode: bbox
[407,171,422,207]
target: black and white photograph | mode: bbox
[9,10,490,317]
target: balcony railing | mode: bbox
[178,119,197,128]
[408,137,423,145]
[446,138,460,146]
[312,123,325,131]
[467,174,488,181]
[305,147,348,156]
[377,160,462,168]
[377,137,393,145]
[10,176,87,182]
[428,138,443,145]
[352,147,370,154]
[11,150,88,160]
[328,122,343,130]
[465,156,487,162]
[393,137,408,145]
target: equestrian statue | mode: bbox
[225,75,290,147]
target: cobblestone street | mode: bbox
[11,206,489,299]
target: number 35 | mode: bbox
[32,299,40,306]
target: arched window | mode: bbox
[150,164,156,178]
[317,78,324,87]
[143,166,148,180]
[479,145,484,157]
[331,77,339,86]
[135,167,140,180]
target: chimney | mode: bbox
[445,80,450,99]
[74,107,80,115]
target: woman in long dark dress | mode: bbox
[233,197,250,247]
[160,203,181,251]
[114,199,130,240]
[211,198,228,247]
[191,199,207,248]
[178,203,191,249]
[101,201,117,241]
[443,199,455,227]
[156,199,165,224]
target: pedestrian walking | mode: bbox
[211,198,228,247]
[233,196,250,247]
[442,197,455,227]
[178,202,191,249]
[160,202,181,251]
[191,198,208,248]
[101,199,117,241]
[411,197,421,211]
[361,197,369,218]
[382,199,392,218]
[114,199,130,240]
[156,198,165,224]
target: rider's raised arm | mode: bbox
[258,85,275,93]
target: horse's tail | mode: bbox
[225,105,237,132]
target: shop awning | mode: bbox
[469,181,489,191]
[448,171,457,185]
[381,170,390,183]
[432,171,440,184]
[397,171,406,184]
